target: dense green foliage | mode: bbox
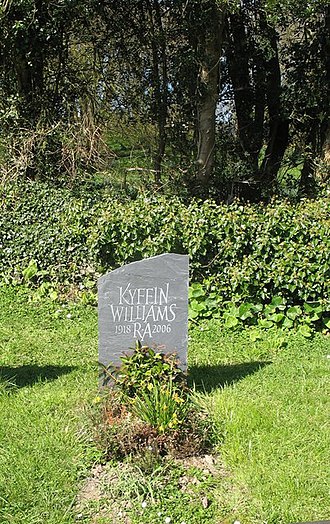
[189,284,330,336]
[1,182,329,307]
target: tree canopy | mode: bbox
[0,0,329,200]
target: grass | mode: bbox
[0,287,100,524]
[190,322,330,524]
[1,287,329,523]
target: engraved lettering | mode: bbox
[142,323,152,339]
[136,305,145,320]
[145,304,157,322]
[110,305,124,322]
[145,288,154,304]
[159,283,169,305]
[119,283,131,305]
[169,303,177,322]
[137,288,146,304]
[133,322,142,339]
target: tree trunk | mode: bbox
[227,10,265,172]
[13,0,45,123]
[146,0,168,184]
[259,19,289,186]
[196,4,225,186]
[319,6,330,178]
[300,6,329,192]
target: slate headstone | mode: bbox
[98,253,189,376]
[291,521,330,524]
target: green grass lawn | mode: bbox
[190,323,330,524]
[0,288,100,524]
[1,287,329,523]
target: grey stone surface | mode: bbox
[98,253,189,371]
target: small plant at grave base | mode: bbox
[94,343,214,459]
[128,378,188,434]
[110,341,188,397]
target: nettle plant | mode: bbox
[114,342,187,398]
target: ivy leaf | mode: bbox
[299,324,312,338]
[188,308,199,319]
[238,303,254,320]
[282,317,294,329]
[250,329,262,342]
[22,259,38,281]
[269,313,285,324]
[258,319,273,329]
[271,296,286,309]
[264,305,276,316]
[287,306,302,320]
[190,288,205,299]
[224,315,239,329]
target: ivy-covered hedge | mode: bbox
[1,181,329,305]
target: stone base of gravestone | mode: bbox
[98,253,189,384]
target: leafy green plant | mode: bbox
[32,281,58,302]
[22,259,38,282]
[223,302,263,329]
[189,282,220,321]
[103,341,187,396]
[95,343,215,459]
[1,180,329,309]
[94,386,213,459]
[221,295,330,337]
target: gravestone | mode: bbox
[291,521,330,524]
[98,253,189,377]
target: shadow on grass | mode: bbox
[189,361,272,392]
[0,364,76,389]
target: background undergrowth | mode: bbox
[1,181,329,310]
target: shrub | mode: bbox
[0,181,97,286]
[1,180,329,306]
[102,342,187,396]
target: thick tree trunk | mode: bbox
[196,6,225,186]
[146,0,168,184]
[227,11,265,172]
[260,118,289,185]
[259,20,289,186]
